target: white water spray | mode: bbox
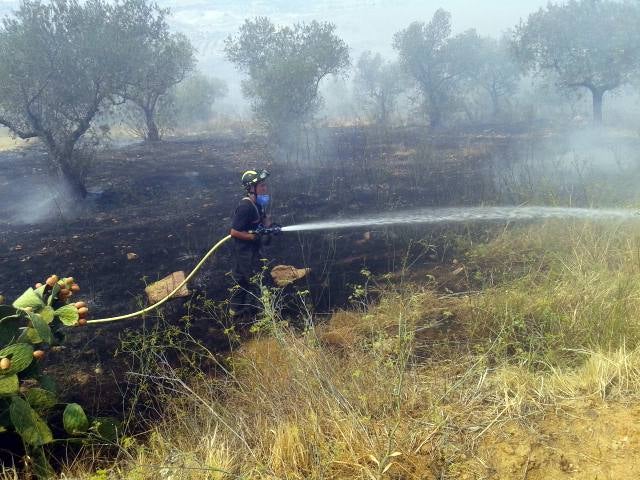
[281,206,640,232]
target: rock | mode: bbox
[145,271,190,304]
[126,252,138,260]
[452,266,465,276]
[270,265,311,287]
[355,231,372,245]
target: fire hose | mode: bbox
[87,224,283,325]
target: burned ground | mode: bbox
[1,125,638,418]
[0,126,509,315]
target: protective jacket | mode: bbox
[229,197,265,316]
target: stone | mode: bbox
[270,265,310,287]
[145,271,190,304]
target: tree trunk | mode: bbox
[55,155,87,200]
[428,93,443,129]
[490,90,500,119]
[591,88,604,124]
[429,104,442,128]
[61,168,88,200]
[144,108,161,142]
[378,94,388,126]
[46,143,88,200]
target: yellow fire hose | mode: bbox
[87,235,232,325]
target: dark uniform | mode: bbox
[229,197,265,316]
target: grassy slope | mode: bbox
[75,221,640,478]
[6,219,640,479]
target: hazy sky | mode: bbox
[0,0,551,106]
[0,0,550,62]
[157,1,550,70]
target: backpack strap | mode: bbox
[242,197,261,220]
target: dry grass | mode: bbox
[465,220,640,365]
[0,129,28,151]
[12,219,640,479]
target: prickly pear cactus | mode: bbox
[63,403,89,435]
[0,374,18,396]
[0,275,101,479]
[0,343,34,375]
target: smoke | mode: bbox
[0,157,80,225]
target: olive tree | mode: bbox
[123,29,195,141]
[513,0,640,123]
[0,0,171,199]
[393,9,461,128]
[173,73,228,127]
[448,31,521,119]
[225,17,350,142]
[354,51,407,125]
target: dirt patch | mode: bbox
[477,402,640,479]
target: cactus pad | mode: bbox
[54,305,79,326]
[17,327,43,344]
[9,396,53,446]
[25,388,57,413]
[0,305,19,321]
[0,343,34,376]
[39,306,54,324]
[28,313,52,345]
[12,288,45,310]
[0,374,18,395]
[0,317,21,345]
[36,375,57,394]
[63,403,89,435]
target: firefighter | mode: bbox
[228,169,271,319]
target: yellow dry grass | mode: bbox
[14,219,640,479]
[0,129,28,151]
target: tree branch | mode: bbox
[68,96,101,147]
[0,116,38,139]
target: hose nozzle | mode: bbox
[253,223,282,236]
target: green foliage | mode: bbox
[512,0,640,122]
[9,396,53,446]
[25,388,57,413]
[354,51,407,125]
[121,9,196,142]
[89,469,110,480]
[394,10,522,125]
[225,17,349,140]
[90,417,120,443]
[63,403,89,435]
[0,343,34,375]
[29,313,52,344]
[0,316,21,345]
[0,374,18,395]
[54,304,80,326]
[13,288,45,310]
[393,9,458,127]
[447,31,521,120]
[173,73,228,127]
[0,277,109,479]
[0,0,184,196]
